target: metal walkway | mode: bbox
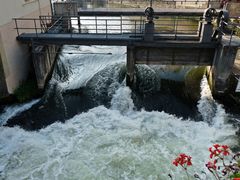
[17,33,209,46]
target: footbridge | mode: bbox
[14,4,240,94]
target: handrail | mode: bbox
[47,16,63,32]
[15,15,229,39]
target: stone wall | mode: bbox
[227,2,240,17]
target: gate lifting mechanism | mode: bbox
[144,0,155,41]
[199,7,231,42]
[202,7,230,40]
[145,7,154,23]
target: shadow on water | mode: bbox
[3,49,205,130]
[133,79,199,119]
[6,79,199,131]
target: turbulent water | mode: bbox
[0,17,239,179]
[0,44,239,180]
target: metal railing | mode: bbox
[14,15,201,38]
[53,0,221,10]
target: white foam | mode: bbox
[53,45,126,90]
[0,80,238,179]
[197,75,218,124]
[111,86,134,114]
[0,99,40,126]
[0,103,237,179]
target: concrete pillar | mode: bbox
[126,46,135,87]
[211,36,240,94]
[144,22,155,42]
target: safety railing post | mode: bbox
[70,16,73,39]
[69,16,72,33]
[135,20,137,37]
[95,16,98,33]
[175,16,179,40]
[105,19,108,38]
[120,16,122,34]
[14,19,19,36]
[78,16,81,33]
[140,16,142,34]
[34,19,38,37]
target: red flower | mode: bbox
[206,160,217,170]
[221,145,230,156]
[173,153,192,167]
[209,144,230,159]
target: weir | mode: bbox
[14,3,240,95]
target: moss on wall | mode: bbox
[184,66,206,102]
[13,79,40,103]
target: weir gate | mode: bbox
[14,3,240,94]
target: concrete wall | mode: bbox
[0,0,51,96]
[211,36,240,94]
[0,53,8,97]
[54,2,78,16]
[226,2,240,17]
[0,0,51,26]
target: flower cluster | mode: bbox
[209,144,230,159]
[172,144,240,180]
[172,153,192,167]
[206,159,217,170]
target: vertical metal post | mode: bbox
[34,19,38,37]
[140,16,142,33]
[174,16,179,40]
[173,16,176,34]
[207,0,210,8]
[49,0,53,16]
[70,16,72,38]
[78,16,81,33]
[95,16,98,33]
[120,16,122,34]
[105,19,108,38]
[14,19,19,36]
[134,20,137,37]
[198,18,203,38]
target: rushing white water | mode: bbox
[0,99,40,126]
[0,44,238,179]
[1,16,239,177]
[0,81,237,179]
[52,45,126,91]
